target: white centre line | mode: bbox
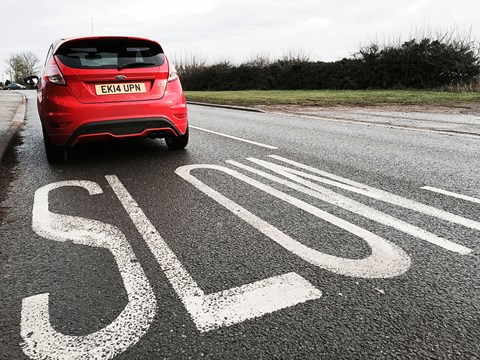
[422,186,480,205]
[190,125,278,149]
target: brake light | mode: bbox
[167,60,178,83]
[44,62,66,85]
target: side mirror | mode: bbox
[24,75,39,89]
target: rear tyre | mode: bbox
[42,127,67,163]
[165,127,189,150]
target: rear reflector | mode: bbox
[173,113,187,120]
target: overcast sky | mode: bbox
[1,0,479,81]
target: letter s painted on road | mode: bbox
[21,181,156,360]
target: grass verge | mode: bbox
[185,90,480,107]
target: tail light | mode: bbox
[44,58,66,85]
[167,60,178,83]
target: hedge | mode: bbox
[178,38,480,90]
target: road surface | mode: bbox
[1,90,479,359]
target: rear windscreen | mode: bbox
[56,38,165,69]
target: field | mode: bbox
[184,90,480,107]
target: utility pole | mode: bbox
[91,18,94,36]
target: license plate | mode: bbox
[95,83,146,95]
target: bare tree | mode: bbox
[280,48,311,63]
[5,52,40,83]
[172,52,208,78]
[242,54,272,68]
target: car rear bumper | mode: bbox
[64,117,181,147]
[39,83,187,147]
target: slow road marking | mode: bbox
[23,157,476,359]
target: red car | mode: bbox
[25,36,188,162]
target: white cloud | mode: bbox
[1,0,479,80]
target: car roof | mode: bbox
[52,36,162,53]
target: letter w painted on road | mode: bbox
[228,156,473,255]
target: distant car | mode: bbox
[24,36,188,163]
[6,83,26,90]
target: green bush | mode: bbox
[179,37,480,90]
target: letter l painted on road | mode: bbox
[106,175,322,332]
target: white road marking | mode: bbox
[175,165,410,279]
[422,186,480,205]
[190,125,278,149]
[23,181,156,360]
[269,155,480,233]
[106,175,320,332]
[227,158,471,255]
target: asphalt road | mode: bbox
[1,90,479,359]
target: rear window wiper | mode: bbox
[118,62,157,70]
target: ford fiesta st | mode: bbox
[25,36,188,163]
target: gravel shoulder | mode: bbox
[252,103,480,137]
[254,102,480,115]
